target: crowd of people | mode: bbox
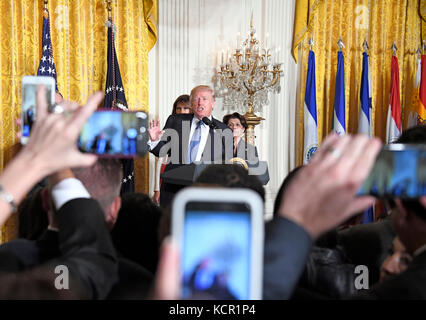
[0,84,425,300]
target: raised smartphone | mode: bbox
[358,144,426,199]
[78,109,149,157]
[21,76,55,144]
[172,187,264,300]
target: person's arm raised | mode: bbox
[277,134,382,239]
[0,87,102,227]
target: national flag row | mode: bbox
[303,48,426,166]
[36,6,134,195]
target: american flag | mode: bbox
[104,17,134,195]
[37,9,58,92]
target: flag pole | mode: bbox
[106,0,112,19]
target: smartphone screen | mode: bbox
[78,110,149,157]
[21,76,55,144]
[181,202,251,300]
[358,144,426,198]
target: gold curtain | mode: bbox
[293,0,422,166]
[0,0,157,243]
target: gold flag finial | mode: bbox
[392,42,397,56]
[44,0,48,9]
[308,36,314,51]
[337,37,345,52]
[362,39,369,52]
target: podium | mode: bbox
[161,161,270,186]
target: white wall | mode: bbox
[149,0,297,217]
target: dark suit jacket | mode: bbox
[0,198,119,299]
[150,114,233,208]
[150,114,233,166]
[354,250,426,299]
[263,216,313,299]
[337,216,395,285]
[234,139,259,165]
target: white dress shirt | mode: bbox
[148,115,212,163]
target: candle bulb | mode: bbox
[236,32,241,48]
[221,50,224,65]
[227,47,230,63]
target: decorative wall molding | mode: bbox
[149,0,297,216]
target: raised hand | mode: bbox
[148,119,164,141]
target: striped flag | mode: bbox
[418,55,426,124]
[386,56,401,143]
[104,17,134,195]
[37,8,58,92]
[333,51,346,135]
[358,52,374,223]
[303,50,318,164]
[358,52,372,137]
[407,57,421,129]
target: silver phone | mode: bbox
[21,76,55,145]
[172,187,264,300]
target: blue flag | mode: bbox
[37,9,58,92]
[333,51,345,135]
[358,52,374,224]
[303,50,318,164]
[104,17,134,195]
[358,52,372,136]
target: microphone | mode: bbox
[202,117,218,129]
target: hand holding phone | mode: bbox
[21,76,55,144]
[359,144,426,199]
[172,187,264,300]
[78,110,149,158]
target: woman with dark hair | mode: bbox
[222,112,258,164]
[153,94,192,204]
[171,94,191,115]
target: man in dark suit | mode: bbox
[148,85,233,208]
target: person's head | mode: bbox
[195,164,265,202]
[72,159,123,229]
[273,166,303,218]
[18,186,48,240]
[395,124,426,144]
[190,85,215,120]
[111,192,163,274]
[223,113,247,138]
[380,236,412,282]
[172,94,191,115]
[390,124,426,253]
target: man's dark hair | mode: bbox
[18,186,48,240]
[195,164,265,202]
[172,94,190,115]
[395,124,426,220]
[222,112,248,130]
[395,124,426,144]
[72,159,123,213]
[111,193,163,274]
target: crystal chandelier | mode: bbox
[215,17,283,145]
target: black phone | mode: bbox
[78,109,149,157]
[358,144,426,199]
